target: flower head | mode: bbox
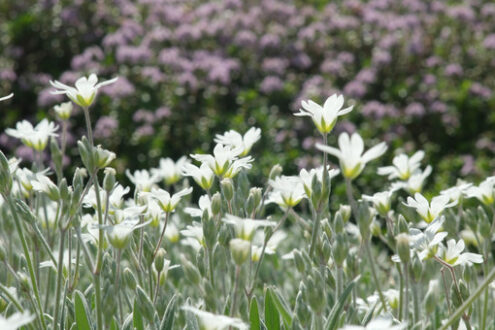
[391,165,432,194]
[440,181,472,203]
[299,166,340,198]
[295,94,353,134]
[222,214,275,241]
[150,187,193,213]
[404,193,457,223]
[151,156,190,185]
[126,169,161,192]
[182,306,248,330]
[409,217,447,260]
[190,143,252,178]
[54,102,73,120]
[0,311,35,330]
[341,317,404,330]
[214,127,261,156]
[317,132,387,180]
[378,150,425,180]
[6,119,58,151]
[362,190,394,216]
[438,239,483,267]
[50,74,118,107]
[267,175,306,208]
[182,163,215,191]
[466,178,495,205]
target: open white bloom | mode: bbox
[214,127,261,156]
[267,175,306,208]
[378,150,424,180]
[0,93,14,102]
[151,156,190,185]
[466,178,495,205]
[50,73,118,107]
[185,194,212,218]
[0,311,35,330]
[181,223,204,250]
[252,230,287,261]
[223,214,275,241]
[183,306,248,330]
[182,163,215,190]
[150,187,193,213]
[6,119,58,151]
[126,169,161,192]
[112,205,146,224]
[54,102,73,120]
[404,193,456,223]
[317,132,387,180]
[15,167,38,195]
[438,239,483,267]
[391,165,432,194]
[295,94,353,134]
[362,190,393,216]
[31,173,60,201]
[440,182,472,203]
[299,166,340,198]
[190,143,252,178]
[83,184,130,212]
[106,218,148,249]
[409,217,447,260]
[341,317,405,330]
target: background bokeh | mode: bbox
[1,0,495,193]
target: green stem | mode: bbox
[364,240,388,313]
[6,195,47,330]
[404,262,409,325]
[52,229,66,330]
[412,281,420,325]
[152,212,169,259]
[0,283,24,312]
[309,208,320,258]
[397,264,403,321]
[230,265,241,317]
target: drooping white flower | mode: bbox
[362,190,394,216]
[378,151,425,180]
[126,169,161,192]
[316,132,387,180]
[299,166,340,198]
[295,94,353,135]
[190,143,252,178]
[151,156,190,185]
[0,311,35,330]
[222,214,275,241]
[404,193,456,223]
[267,175,306,208]
[6,119,59,151]
[214,127,261,156]
[53,102,73,120]
[438,239,483,267]
[182,163,215,191]
[409,217,447,260]
[440,182,472,203]
[466,178,495,205]
[341,317,405,330]
[391,165,432,194]
[182,306,248,330]
[150,187,193,213]
[0,93,14,102]
[50,74,118,107]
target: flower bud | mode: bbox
[321,218,332,239]
[294,289,311,327]
[269,164,283,180]
[202,212,217,249]
[196,248,207,277]
[210,192,222,215]
[93,145,116,169]
[154,248,166,273]
[424,291,436,314]
[357,203,372,241]
[411,257,423,281]
[245,194,255,216]
[338,205,351,223]
[124,268,137,290]
[293,249,306,274]
[370,219,381,237]
[54,102,73,120]
[103,167,116,193]
[218,225,232,247]
[0,151,13,195]
[0,297,7,313]
[334,213,344,234]
[181,255,201,286]
[333,234,347,267]
[50,138,63,176]
[250,187,262,209]
[229,238,250,265]
[221,178,234,202]
[397,214,409,234]
[396,233,410,264]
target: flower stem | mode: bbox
[52,229,66,330]
[309,208,320,258]
[403,262,409,325]
[230,265,241,317]
[364,240,388,313]
[152,211,169,259]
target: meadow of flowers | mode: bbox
[1,76,495,329]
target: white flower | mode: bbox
[126,169,161,192]
[190,143,252,178]
[0,93,14,102]
[0,311,35,330]
[53,102,73,120]
[185,194,212,218]
[31,173,60,201]
[466,178,495,205]
[295,94,353,134]
[440,182,472,203]
[15,167,38,195]
[182,306,248,330]
[50,73,118,107]
[151,156,190,185]
[341,317,405,330]
[409,217,447,260]
[83,184,130,212]
[362,191,393,216]
[438,239,483,267]
[214,127,261,156]
[106,218,148,249]
[150,187,193,212]
[6,119,59,151]
[299,166,340,198]
[404,193,456,223]
[182,163,215,190]
[252,230,287,261]
[378,150,424,180]
[391,165,432,194]
[222,214,275,241]
[267,175,306,208]
[316,132,387,180]
[181,223,204,250]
